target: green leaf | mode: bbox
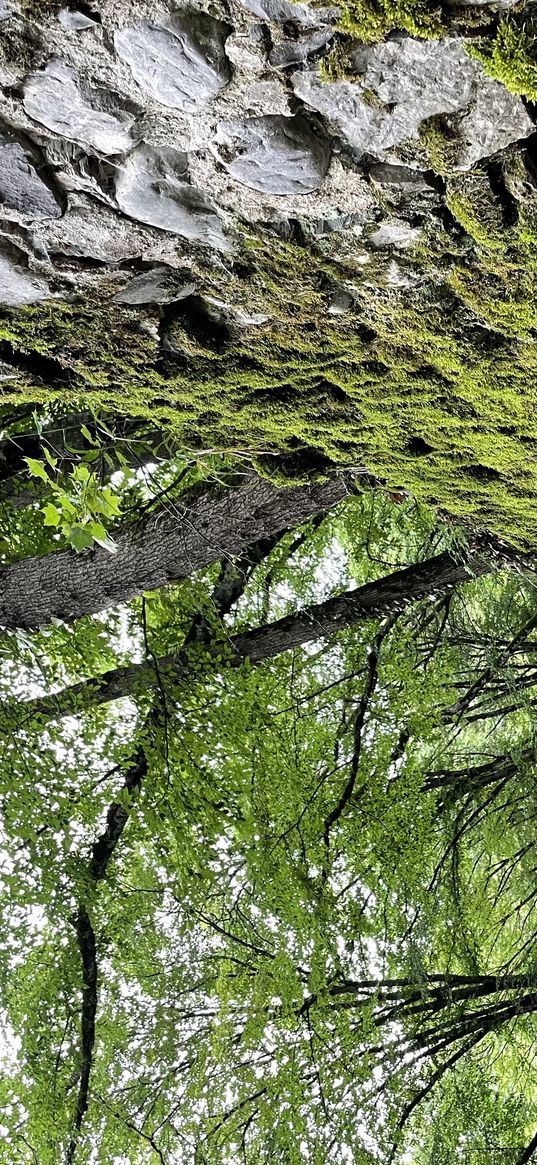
[80,424,97,446]
[88,521,118,554]
[43,447,58,470]
[41,503,61,528]
[24,457,49,483]
[68,524,94,552]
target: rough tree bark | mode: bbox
[0,472,352,629]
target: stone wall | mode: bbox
[0,0,533,304]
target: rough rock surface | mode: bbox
[114,143,229,250]
[0,1,531,331]
[293,38,533,170]
[114,13,231,113]
[1,0,537,547]
[0,125,63,220]
[0,244,50,306]
[23,59,135,155]
[215,114,331,194]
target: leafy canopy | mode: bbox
[0,408,537,1163]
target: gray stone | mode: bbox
[453,0,518,6]
[368,162,440,214]
[291,71,384,157]
[239,0,337,28]
[0,1,16,19]
[114,12,231,114]
[327,286,353,314]
[224,27,267,74]
[23,60,134,156]
[115,144,229,250]
[114,268,197,305]
[385,260,419,288]
[369,220,421,249]
[0,128,63,221]
[0,361,20,380]
[58,8,99,30]
[205,294,269,326]
[294,38,534,169]
[368,164,434,193]
[269,28,333,68]
[456,81,534,170]
[215,115,331,195]
[0,247,50,306]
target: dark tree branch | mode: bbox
[323,613,398,855]
[9,545,500,726]
[443,609,537,722]
[66,907,97,1164]
[515,1129,537,1165]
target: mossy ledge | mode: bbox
[4,0,537,548]
[3,209,537,550]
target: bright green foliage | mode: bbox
[1,420,537,1162]
[334,0,439,41]
[25,453,121,552]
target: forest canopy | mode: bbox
[4,0,537,1160]
[0,406,536,1164]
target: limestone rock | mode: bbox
[58,8,99,30]
[291,71,385,157]
[23,60,134,156]
[239,0,337,28]
[215,114,331,195]
[293,37,534,170]
[269,29,333,68]
[0,245,51,306]
[369,220,422,249]
[224,27,267,74]
[453,0,519,6]
[0,361,20,380]
[0,0,533,329]
[114,12,231,114]
[327,286,353,314]
[114,268,197,305]
[0,126,64,221]
[115,144,229,251]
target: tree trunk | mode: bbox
[0,473,351,629]
[16,547,494,723]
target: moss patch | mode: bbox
[332,0,440,42]
[469,14,537,101]
[3,211,537,549]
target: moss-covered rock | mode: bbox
[3,0,537,549]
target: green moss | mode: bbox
[469,15,537,101]
[446,171,508,250]
[332,0,441,42]
[418,116,464,178]
[4,217,537,549]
